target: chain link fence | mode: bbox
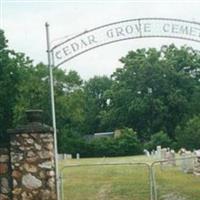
[151,156,200,200]
[59,156,200,200]
[60,162,153,200]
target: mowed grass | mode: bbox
[155,166,200,200]
[59,156,200,200]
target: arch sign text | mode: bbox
[51,18,200,67]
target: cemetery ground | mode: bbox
[59,155,200,200]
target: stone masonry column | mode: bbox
[0,146,11,200]
[8,110,57,200]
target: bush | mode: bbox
[59,127,143,157]
[116,128,143,156]
[145,131,172,150]
[176,115,200,150]
[58,126,87,157]
[88,128,142,157]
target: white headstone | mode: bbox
[164,150,176,166]
[66,154,72,159]
[156,146,162,159]
[144,149,150,157]
[181,152,194,173]
[151,150,156,157]
[194,150,200,176]
[76,153,80,160]
[161,148,167,160]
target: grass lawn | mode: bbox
[155,166,200,200]
[59,156,200,200]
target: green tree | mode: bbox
[13,63,51,125]
[0,30,85,151]
[0,30,33,142]
[14,64,85,152]
[116,128,142,156]
[176,115,200,150]
[145,131,172,150]
[2,29,200,157]
[83,76,113,134]
[105,45,200,141]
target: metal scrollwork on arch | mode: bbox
[51,18,200,67]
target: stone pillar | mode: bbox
[0,146,11,200]
[8,110,57,200]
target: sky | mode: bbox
[1,0,200,80]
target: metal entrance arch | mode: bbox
[45,18,200,200]
[50,18,200,67]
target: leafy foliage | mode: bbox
[103,45,200,142]
[83,128,142,157]
[83,76,113,134]
[176,115,200,150]
[0,30,33,142]
[1,29,200,154]
[144,131,172,150]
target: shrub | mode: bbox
[145,131,172,150]
[176,115,200,150]
[88,128,142,157]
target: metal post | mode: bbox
[152,166,157,200]
[149,166,154,200]
[45,22,60,200]
[60,172,64,200]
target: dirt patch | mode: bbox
[96,184,112,200]
[161,192,187,200]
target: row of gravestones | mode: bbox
[144,146,200,175]
[179,148,200,175]
[144,146,175,161]
[58,153,81,161]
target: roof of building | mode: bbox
[94,132,114,136]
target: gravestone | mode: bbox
[65,154,72,159]
[143,149,150,157]
[165,150,176,166]
[194,150,200,176]
[76,153,80,160]
[156,146,162,160]
[151,150,155,157]
[180,151,194,173]
[58,154,64,160]
[161,148,167,160]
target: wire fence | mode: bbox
[59,156,199,200]
[60,162,153,200]
[151,156,200,200]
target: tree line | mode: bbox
[1,30,200,156]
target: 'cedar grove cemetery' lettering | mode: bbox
[53,19,200,67]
